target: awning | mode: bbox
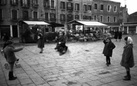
[48,22,64,27]
[68,20,108,27]
[23,21,49,25]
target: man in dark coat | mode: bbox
[121,36,134,80]
[103,37,115,66]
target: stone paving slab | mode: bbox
[0,35,137,86]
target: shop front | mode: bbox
[67,20,108,41]
[19,21,49,43]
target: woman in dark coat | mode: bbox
[37,29,44,53]
[103,37,115,66]
[121,36,134,80]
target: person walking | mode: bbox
[2,33,10,42]
[37,29,44,53]
[3,40,23,80]
[118,31,122,41]
[103,37,115,66]
[121,36,134,81]
[114,30,119,41]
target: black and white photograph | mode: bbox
[0,0,137,86]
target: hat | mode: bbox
[124,36,133,44]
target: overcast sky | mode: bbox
[111,0,137,14]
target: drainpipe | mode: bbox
[127,26,129,34]
[10,25,13,38]
[136,26,137,34]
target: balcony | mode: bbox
[32,4,38,8]
[44,5,50,10]
[10,18,19,22]
[21,4,30,9]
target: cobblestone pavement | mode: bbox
[0,35,137,86]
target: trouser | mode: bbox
[106,56,110,64]
[125,67,131,78]
[8,62,17,80]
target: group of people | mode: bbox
[37,29,68,55]
[103,36,134,80]
[0,30,135,81]
[114,30,123,41]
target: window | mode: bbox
[60,14,65,21]
[88,5,92,11]
[12,10,17,20]
[10,0,18,5]
[45,13,49,21]
[75,3,79,11]
[50,13,56,21]
[67,14,73,22]
[23,11,29,20]
[67,2,73,11]
[89,16,92,20]
[100,4,104,10]
[32,0,38,6]
[0,9,3,20]
[60,1,65,9]
[51,0,54,8]
[84,4,87,12]
[75,15,79,20]
[113,5,117,12]
[21,0,30,7]
[114,17,117,22]
[94,15,97,20]
[0,0,7,5]
[33,11,37,20]
[107,5,111,12]
[108,16,110,22]
[44,0,49,8]
[94,3,97,9]
[100,15,103,22]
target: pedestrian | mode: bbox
[114,30,119,41]
[37,29,44,53]
[120,36,134,81]
[103,37,115,66]
[118,31,122,41]
[2,33,10,42]
[3,40,23,80]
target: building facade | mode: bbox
[0,0,122,39]
[123,12,137,34]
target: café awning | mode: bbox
[68,20,108,27]
[23,21,49,25]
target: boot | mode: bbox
[123,71,131,81]
[9,71,17,80]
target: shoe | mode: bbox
[123,77,131,81]
[106,63,109,66]
[16,59,19,62]
[123,75,131,81]
[40,51,43,53]
[9,71,17,80]
[124,75,128,78]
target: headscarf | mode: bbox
[124,36,133,44]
